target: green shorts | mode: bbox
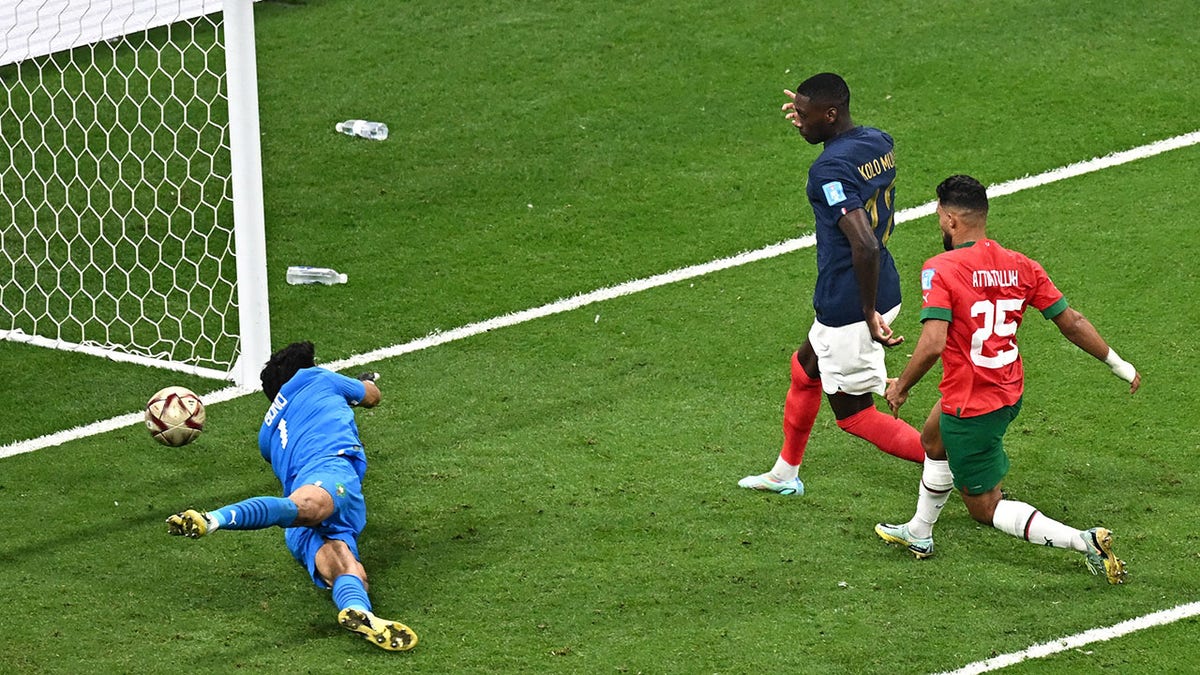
[940,398,1022,495]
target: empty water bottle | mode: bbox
[286,266,348,285]
[335,119,388,141]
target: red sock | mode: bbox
[836,406,925,463]
[781,351,822,466]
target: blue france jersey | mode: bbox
[806,126,901,327]
[258,367,368,493]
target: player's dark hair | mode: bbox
[795,72,850,109]
[260,341,316,401]
[936,174,989,215]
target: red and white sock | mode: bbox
[771,351,822,480]
[992,499,1085,551]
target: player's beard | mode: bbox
[943,231,954,251]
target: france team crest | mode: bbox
[822,181,847,206]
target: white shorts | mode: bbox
[808,304,902,396]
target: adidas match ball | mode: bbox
[145,386,206,447]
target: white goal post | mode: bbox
[0,0,270,388]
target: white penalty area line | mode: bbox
[2,128,1198,462]
[934,600,1200,674]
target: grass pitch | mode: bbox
[1,1,1198,672]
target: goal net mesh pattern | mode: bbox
[1,2,239,374]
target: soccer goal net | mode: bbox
[0,0,270,387]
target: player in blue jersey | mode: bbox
[166,341,417,651]
[739,73,925,496]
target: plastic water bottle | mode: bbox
[286,266,348,285]
[335,120,388,141]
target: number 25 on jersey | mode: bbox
[970,298,1023,368]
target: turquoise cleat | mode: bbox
[874,522,934,559]
[737,473,805,496]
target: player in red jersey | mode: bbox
[875,175,1139,584]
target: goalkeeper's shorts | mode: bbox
[284,456,367,588]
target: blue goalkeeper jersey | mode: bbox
[806,125,901,327]
[258,367,368,494]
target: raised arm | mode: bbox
[1050,307,1140,393]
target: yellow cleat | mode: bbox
[338,608,418,651]
[1082,527,1128,585]
[166,509,212,538]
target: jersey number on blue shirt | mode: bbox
[865,177,897,244]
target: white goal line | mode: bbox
[2,128,1198,462]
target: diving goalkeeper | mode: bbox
[166,341,417,651]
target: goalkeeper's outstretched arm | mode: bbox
[357,372,381,408]
[1050,307,1141,393]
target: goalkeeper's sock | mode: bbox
[836,407,925,463]
[991,499,1086,551]
[210,496,299,530]
[332,574,372,612]
[907,458,953,539]
[779,351,822,469]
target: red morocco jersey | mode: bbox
[918,239,1067,418]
